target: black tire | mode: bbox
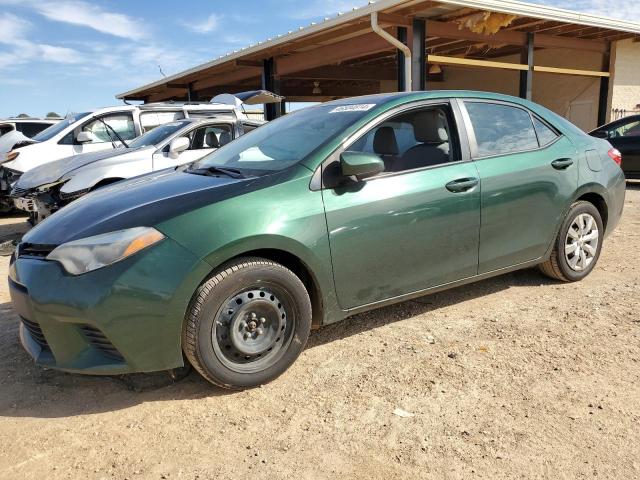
[539,201,604,282]
[183,257,312,389]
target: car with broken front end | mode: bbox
[9,91,625,389]
[10,117,263,224]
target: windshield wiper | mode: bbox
[97,117,129,148]
[187,166,246,179]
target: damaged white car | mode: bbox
[11,116,263,224]
[0,90,280,212]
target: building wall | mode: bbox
[428,48,604,131]
[610,38,640,113]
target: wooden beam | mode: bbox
[377,12,411,27]
[425,20,608,53]
[165,83,189,90]
[191,67,261,91]
[427,54,529,71]
[282,65,397,81]
[277,31,394,76]
[147,88,191,103]
[235,59,263,68]
[533,65,610,77]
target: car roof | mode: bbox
[326,90,536,108]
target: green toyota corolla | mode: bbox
[9,91,625,389]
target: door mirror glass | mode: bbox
[591,130,609,139]
[76,131,93,144]
[340,151,385,181]
[168,136,190,159]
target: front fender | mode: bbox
[61,160,151,194]
[156,168,344,325]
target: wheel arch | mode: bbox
[221,248,324,328]
[572,183,610,231]
[575,191,608,230]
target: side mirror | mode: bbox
[76,131,93,144]
[591,130,609,139]
[340,151,385,181]
[168,137,190,159]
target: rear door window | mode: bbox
[465,102,539,157]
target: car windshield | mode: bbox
[127,121,190,149]
[32,112,91,142]
[193,103,376,173]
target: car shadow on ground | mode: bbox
[626,180,640,190]
[0,266,552,419]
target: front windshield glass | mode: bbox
[32,112,91,142]
[127,121,189,149]
[193,103,377,173]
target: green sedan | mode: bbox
[9,91,625,389]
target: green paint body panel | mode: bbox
[9,90,626,375]
[323,161,480,309]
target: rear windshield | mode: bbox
[194,104,376,173]
[32,112,91,142]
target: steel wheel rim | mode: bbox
[564,213,599,272]
[211,285,295,374]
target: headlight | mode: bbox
[4,151,19,162]
[46,227,165,275]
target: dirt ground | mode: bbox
[0,186,639,480]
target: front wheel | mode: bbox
[183,257,312,389]
[539,201,603,282]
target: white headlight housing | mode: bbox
[46,227,165,275]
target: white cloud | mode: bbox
[36,1,147,40]
[38,44,83,64]
[532,0,640,21]
[0,12,83,68]
[186,13,220,34]
[0,12,31,45]
[16,0,148,41]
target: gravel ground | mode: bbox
[0,186,639,480]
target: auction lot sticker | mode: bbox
[329,104,376,113]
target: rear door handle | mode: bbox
[551,158,574,170]
[445,177,479,193]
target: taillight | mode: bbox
[608,148,622,166]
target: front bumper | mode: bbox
[9,236,212,375]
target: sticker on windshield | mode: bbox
[329,104,376,113]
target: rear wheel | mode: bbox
[539,201,603,282]
[183,257,312,389]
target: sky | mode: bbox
[0,0,637,118]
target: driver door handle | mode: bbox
[551,158,574,170]
[445,177,479,193]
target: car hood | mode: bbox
[16,147,151,190]
[3,141,57,173]
[23,168,266,245]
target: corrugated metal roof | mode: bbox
[117,0,640,99]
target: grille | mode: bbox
[59,188,90,201]
[79,325,124,362]
[17,242,56,258]
[21,317,50,351]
